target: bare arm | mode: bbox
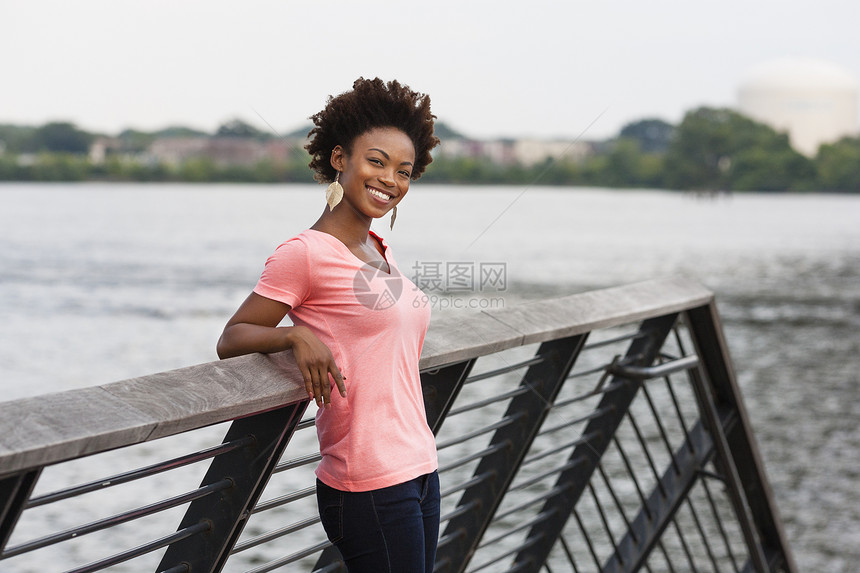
[217,292,346,407]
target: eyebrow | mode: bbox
[369,148,413,166]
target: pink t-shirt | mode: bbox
[253,229,437,491]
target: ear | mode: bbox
[330,146,345,172]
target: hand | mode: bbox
[287,326,347,408]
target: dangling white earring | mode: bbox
[389,205,397,230]
[326,172,343,211]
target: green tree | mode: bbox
[179,158,217,182]
[731,146,815,191]
[31,153,90,180]
[0,155,24,180]
[663,108,736,190]
[117,129,156,153]
[0,124,39,153]
[815,136,860,191]
[619,118,675,153]
[663,107,812,191]
[216,119,267,139]
[35,122,93,154]
[154,125,210,138]
[433,121,467,141]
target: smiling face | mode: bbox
[331,127,416,220]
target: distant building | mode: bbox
[437,137,592,166]
[89,137,132,164]
[512,139,592,166]
[437,138,514,163]
[147,137,210,166]
[738,58,859,156]
[146,137,300,167]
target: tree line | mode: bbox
[1,109,859,191]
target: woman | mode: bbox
[217,78,442,572]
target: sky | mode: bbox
[2,0,859,141]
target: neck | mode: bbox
[311,205,374,247]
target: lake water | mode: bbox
[1,183,858,571]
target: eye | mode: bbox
[398,170,412,178]
[369,158,384,166]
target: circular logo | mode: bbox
[353,263,403,310]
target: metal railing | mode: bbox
[0,277,796,572]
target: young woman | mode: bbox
[217,78,441,572]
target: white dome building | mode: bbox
[738,58,859,156]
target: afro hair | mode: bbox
[306,77,440,183]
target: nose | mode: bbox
[378,171,395,187]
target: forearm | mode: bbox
[216,323,295,359]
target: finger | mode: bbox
[300,367,314,402]
[331,366,347,398]
[320,368,333,408]
[310,369,323,407]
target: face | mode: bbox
[331,127,416,220]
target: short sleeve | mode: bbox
[253,237,312,309]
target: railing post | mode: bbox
[157,402,307,573]
[511,313,678,573]
[435,334,587,573]
[0,469,41,556]
[423,359,478,434]
[685,304,798,572]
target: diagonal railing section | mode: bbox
[0,277,795,573]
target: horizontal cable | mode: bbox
[469,533,542,572]
[440,499,480,523]
[4,479,231,558]
[438,443,508,474]
[492,484,569,521]
[447,386,530,416]
[552,379,625,409]
[538,409,611,438]
[251,485,316,514]
[28,436,254,508]
[479,509,556,549]
[568,362,615,379]
[522,432,600,467]
[64,521,210,573]
[440,471,495,499]
[232,516,320,554]
[436,414,523,450]
[509,460,583,493]
[464,355,546,384]
[582,329,644,350]
[273,452,321,474]
[243,540,332,573]
[437,527,467,552]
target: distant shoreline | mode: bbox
[3,180,855,196]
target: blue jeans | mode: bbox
[316,471,441,573]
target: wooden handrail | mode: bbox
[0,276,713,477]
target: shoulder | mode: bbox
[269,229,325,257]
[263,231,318,273]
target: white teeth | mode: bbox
[367,187,392,200]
